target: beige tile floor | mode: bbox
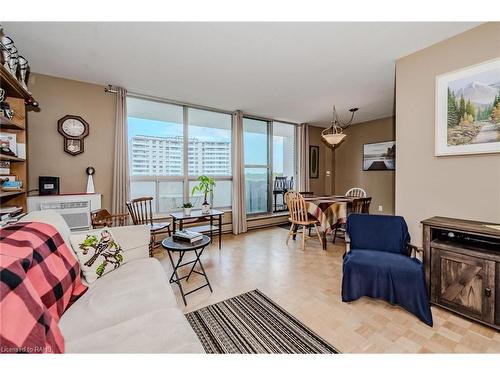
[155,226,500,353]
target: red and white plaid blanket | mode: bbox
[1,222,87,353]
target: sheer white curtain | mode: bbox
[296,123,310,192]
[231,110,247,234]
[111,88,130,214]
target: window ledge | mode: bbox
[247,211,289,221]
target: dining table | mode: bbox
[299,195,356,250]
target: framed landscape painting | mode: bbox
[362,141,395,171]
[435,57,500,156]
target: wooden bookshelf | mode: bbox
[0,189,26,198]
[1,65,35,213]
[0,154,25,162]
[0,115,25,130]
[0,65,32,100]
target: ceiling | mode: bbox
[3,22,480,125]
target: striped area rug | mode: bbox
[185,290,339,354]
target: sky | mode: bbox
[364,141,394,158]
[128,117,288,173]
[448,67,500,93]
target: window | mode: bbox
[244,118,297,214]
[243,118,270,214]
[188,108,232,208]
[272,122,296,208]
[127,97,232,213]
[128,98,183,177]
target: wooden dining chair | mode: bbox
[91,209,129,228]
[298,191,315,197]
[345,187,367,198]
[333,197,372,243]
[285,191,323,250]
[350,197,372,214]
[126,196,172,256]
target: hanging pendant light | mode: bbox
[321,106,359,147]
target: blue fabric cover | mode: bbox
[346,213,410,255]
[342,214,433,326]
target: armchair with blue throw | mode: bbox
[341,214,433,326]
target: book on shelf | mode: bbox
[0,205,23,217]
[173,229,203,243]
[1,180,22,191]
[0,211,26,227]
[0,161,10,174]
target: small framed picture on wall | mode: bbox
[309,145,319,179]
[363,141,396,171]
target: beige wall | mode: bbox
[308,125,335,195]
[334,117,395,214]
[27,74,116,209]
[396,22,500,245]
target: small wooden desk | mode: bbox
[170,209,224,249]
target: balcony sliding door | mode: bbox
[243,118,270,214]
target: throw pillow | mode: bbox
[70,229,126,284]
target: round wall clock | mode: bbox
[57,115,89,156]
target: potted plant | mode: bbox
[191,175,216,214]
[182,202,193,216]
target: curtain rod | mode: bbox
[104,84,118,94]
[104,84,299,125]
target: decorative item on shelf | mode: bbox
[24,96,39,108]
[0,176,10,186]
[57,115,89,156]
[0,88,14,120]
[321,105,359,147]
[86,166,95,193]
[17,55,29,91]
[435,57,500,156]
[16,143,25,159]
[0,35,13,71]
[0,132,17,156]
[7,43,18,77]
[182,202,193,216]
[0,161,10,174]
[192,175,216,214]
[0,102,14,119]
[0,175,15,185]
[1,179,22,191]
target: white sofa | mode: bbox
[21,210,204,353]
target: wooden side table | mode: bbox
[170,209,224,249]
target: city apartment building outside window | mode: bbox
[127,97,232,213]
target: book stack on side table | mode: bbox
[173,229,203,244]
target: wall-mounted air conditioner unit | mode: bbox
[39,200,91,231]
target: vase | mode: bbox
[201,202,211,214]
[183,207,192,216]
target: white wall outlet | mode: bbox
[378,205,383,212]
